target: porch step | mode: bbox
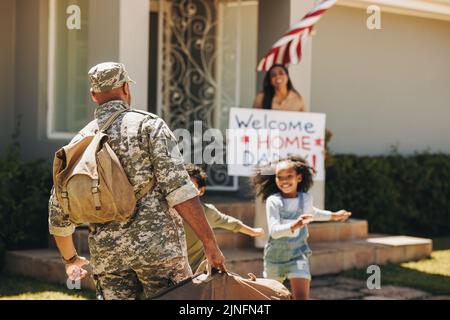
[49,217,369,253]
[3,249,96,291]
[215,219,368,249]
[223,235,432,277]
[48,200,256,253]
[7,235,432,291]
[309,219,368,243]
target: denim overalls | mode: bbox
[263,192,313,281]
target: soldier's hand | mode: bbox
[204,244,226,273]
[65,256,90,281]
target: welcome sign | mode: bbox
[227,108,326,180]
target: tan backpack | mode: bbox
[52,109,154,225]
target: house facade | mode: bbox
[1,0,449,205]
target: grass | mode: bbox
[1,237,449,299]
[0,274,95,300]
[342,237,450,296]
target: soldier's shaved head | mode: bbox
[90,82,131,106]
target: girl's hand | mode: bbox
[331,210,352,222]
[291,214,313,232]
[250,227,265,237]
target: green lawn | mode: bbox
[1,237,449,299]
[343,237,450,296]
[0,274,95,300]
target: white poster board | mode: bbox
[227,108,326,181]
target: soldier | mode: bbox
[48,62,225,299]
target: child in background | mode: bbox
[184,164,265,272]
[253,156,351,300]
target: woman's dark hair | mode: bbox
[262,64,295,109]
[252,155,315,201]
[185,163,207,188]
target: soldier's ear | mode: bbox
[123,82,130,96]
[90,89,99,104]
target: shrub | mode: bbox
[0,141,52,252]
[325,153,450,237]
[0,240,4,273]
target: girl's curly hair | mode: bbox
[252,155,315,201]
[185,163,207,188]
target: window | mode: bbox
[47,0,92,139]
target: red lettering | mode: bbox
[272,136,284,149]
[302,136,311,151]
[285,136,300,148]
[258,135,270,148]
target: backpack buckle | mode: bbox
[61,192,68,198]
[91,187,99,194]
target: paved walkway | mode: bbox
[308,276,450,300]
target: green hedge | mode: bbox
[325,153,450,237]
[0,241,4,273]
[0,142,52,254]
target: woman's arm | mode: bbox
[291,91,305,112]
[253,92,264,108]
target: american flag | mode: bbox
[257,0,337,72]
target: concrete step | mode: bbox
[49,217,368,253]
[12,235,432,292]
[224,235,432,277]
[309,219,368,243]
[3,249,96,291]
[216,219,368,249]
[48,201,255,253]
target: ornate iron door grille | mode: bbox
[156,0,256,191]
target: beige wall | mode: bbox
[312,6,450,155]
[257,0,290,92]
[0,0,16,152]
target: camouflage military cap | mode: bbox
[88,62,136,93]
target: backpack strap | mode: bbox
[135,177,155,200]
[99,108,157,200]
[130,109,158,200]
[100,109,128,132]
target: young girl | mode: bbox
[254,156,351,300]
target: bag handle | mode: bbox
[195,260,258,282]
[195,259,228,280]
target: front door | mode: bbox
[149,0,259,191]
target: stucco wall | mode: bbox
[13,0,127,160]
[0,0,16,153]
[312,5,450,155]
[257,0,290,92]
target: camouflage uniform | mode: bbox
[48,63,198,299]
